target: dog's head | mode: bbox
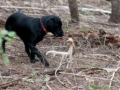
[45,15,64,37]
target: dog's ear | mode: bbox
[46,17,56,31]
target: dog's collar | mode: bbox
[40,19,47,33]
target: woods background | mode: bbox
[0,0,120,90]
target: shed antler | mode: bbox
[46,38,75,59]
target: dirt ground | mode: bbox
[0,0,120,90]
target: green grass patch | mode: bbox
[62,25,69,30]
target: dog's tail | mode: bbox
[17,8,21,13]
[1,37,7,53]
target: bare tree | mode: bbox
[109,0,120,23]
[68,0,79,23]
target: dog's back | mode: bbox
[5,9,32,32]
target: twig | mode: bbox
[91,21,119,27]
[55,57,64,85]
[22,77,34,83]
[59,72,117,82]
[46,82,52,90]
[66,58,72,68]
[86,40,94,54]
[0,6,43,10]
[0,78,21,89]
[83,54,116,62]
[104,34,107,46]
[72,69,78,89]
[109,61,120,88]
[79,7,111,14]
[64,77,73,86]
[53,6,111,14]
[0,6,51,15]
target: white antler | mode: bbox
[46,38,75,59]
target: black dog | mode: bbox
[2,9,64,67]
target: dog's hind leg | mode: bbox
[24,42,38,63]
[24,44,37,63]
[31,45,39,63]
[29,45,49,67]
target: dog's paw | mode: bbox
[41,59,49,67]
[30,59,39,63]
[45,61,49,67]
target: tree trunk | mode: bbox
[68,0,79,23]
[109,0,120,23]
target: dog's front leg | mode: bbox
[30,46,49,67]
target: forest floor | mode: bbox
[0,0,120,90]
